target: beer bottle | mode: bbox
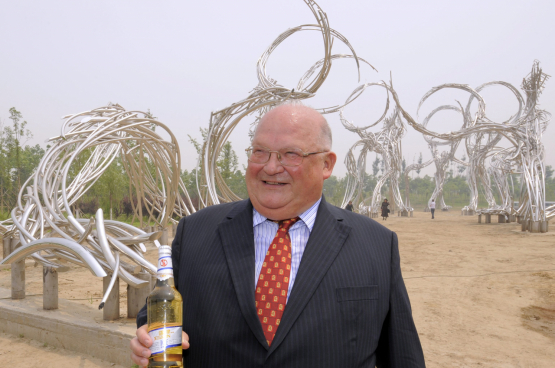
[147,245,183,367]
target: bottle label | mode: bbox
[157,255,173,280]
[148,326,182,355]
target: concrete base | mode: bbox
[509,215,516,223]
[43,266,58,310]
[485,214,491,224]
[2,236,11,259]
[0,287,134,366]
[102,275,120,320]
[401,210,408,217]
[160,227,169,246]
[11,261,25,299]
[478,214,482,223]
[410,211,413,217]
[541,221,549,233]
[127,272,154,319]
[498,215,506,224]
[11,237,25,299]
[530,221,541,233]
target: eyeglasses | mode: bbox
[245,145,328,167]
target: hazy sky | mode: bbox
[1,0,554,178]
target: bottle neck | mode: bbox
[155,275,175,287]
[156,247,174,285]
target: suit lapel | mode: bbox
[217,200,268,348]
[267,198,351,356]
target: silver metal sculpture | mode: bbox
[1,8,551,315]
[0,103,196,305]
[195,0,373,207]
[390,61,551,231]
[0,0,374,308]
[339,81,409,216]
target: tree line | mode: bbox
[1,109,554,220]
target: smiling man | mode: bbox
[246,104,334,220]
[131,102,425,368]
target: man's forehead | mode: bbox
[258,109,320,133]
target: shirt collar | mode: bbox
[252,197,322,233]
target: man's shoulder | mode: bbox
[323,202,393,236]
[180,200,249,226]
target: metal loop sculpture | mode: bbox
[196,0,374,208]
[389,61,551,228]
[1,5,552,315]
[339,81,409,215]
[339,61,550,231]
[1,103,196,306]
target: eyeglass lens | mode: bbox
[248,147,303,166]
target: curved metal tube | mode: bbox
[0,238,107,277]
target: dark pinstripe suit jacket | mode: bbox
[137,196,425,367]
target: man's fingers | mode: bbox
[130,337,151,367]
[130,336,151,356]
[136,324,152,347]
[182,331,190,349]
[132,325,189,365]
[130,325,152,367]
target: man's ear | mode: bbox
[322,152,337,180]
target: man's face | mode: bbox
[245,105,336,220]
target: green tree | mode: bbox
[187,129,248,204]
[218,141,248,199]
[0,108,40,216]
[372,155,380,177]
[323,175,346,206]
[88,156,129,219]
[546,165,554,180]
[0,117,11,216]
[458,155,467,175]
[416,152,423,175]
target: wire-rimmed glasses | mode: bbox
[245,145,328,167]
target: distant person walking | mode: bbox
[381,199,390,220]
[345,200,354,212]
[430,199,435,219]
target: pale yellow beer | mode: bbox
[147,245,183,367]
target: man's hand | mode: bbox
[130,325,190,367]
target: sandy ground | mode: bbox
[1,208,554,367]
[0,331,127,368]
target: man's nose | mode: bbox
[263,152,285,174]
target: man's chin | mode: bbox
[256,198,291,210]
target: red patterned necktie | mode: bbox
[255,217,300,346]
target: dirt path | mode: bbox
[1,208,554,367]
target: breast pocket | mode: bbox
[336,286,379,302]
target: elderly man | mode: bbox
[130,103,425,367]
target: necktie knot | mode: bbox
[278,217,300,232]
